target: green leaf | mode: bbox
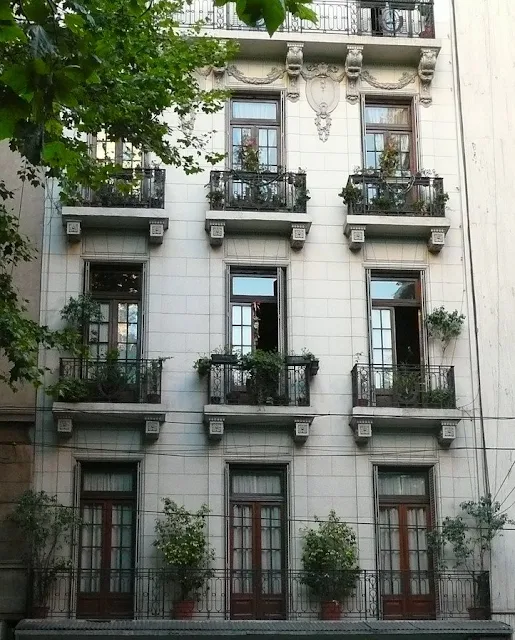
[1,65,31,97]
[293,3,317,22]
[64,13,85,33]
[0,24,27,43]
[0,111,16,140]
[19,0,52,23]
[262,0,286,35]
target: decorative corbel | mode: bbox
[418,47,439,106]
[286,42,304,102]
[212,64,227,88]
[206,417,224,440]
[63,219,81,243]
[345,45,364,104]
[206,220,225,247]
[351,419,372,445]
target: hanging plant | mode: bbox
[378,136,399,177]
[237,136,261,172]
[426,307,465,351]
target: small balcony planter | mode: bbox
[320,600,342,620]
[210,353,238,365]
[286,353,319,376]
[173,599,195,620]
[309,359,320,376]
[285,355,311,366]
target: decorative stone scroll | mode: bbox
[226,65,285,85]
[361,70,417,91]
[301,63,345,142]
[286,43,304,102]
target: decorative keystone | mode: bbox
[345,225,366,251]
[64,220,81,243]
[207,417,224,440]
[149,220,168,245]
[207,220,225,247]
[144,418,161,441]
[345,45,364,104]
[418,47,439,106]
[286,42,304,102]
[56,417,73,437]
[428,228,446,253]
[290,223,309,250]
[294,419,312,443]
[352,419,372,445]
[439,421,457,447]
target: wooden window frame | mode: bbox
[88,133,149,168]
[229,94,282,171]
[363,98,417,172]
[87,263,143,360]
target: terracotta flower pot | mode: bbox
[320,600,342,620]
[468,606,490,620]
[172,599,195,620]
[31,605,49,618]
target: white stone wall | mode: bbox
[454,0,515,628]
[34,0,493,620]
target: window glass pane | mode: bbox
[83,469,134,492]
[90,266,142,294]
[371,279,417,300]
[242,306,252,324]
[365,106,409,125]
[232,275,277,297]
[231,472,282,495]
[378,471,427,496]
[232,101,277,120]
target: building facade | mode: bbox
[18,1,515,639]
[0,146,44,639]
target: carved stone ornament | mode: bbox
[286,42,304,102]
[361,70,417,90]
[179,111,196,138]
[301,64,345,142]
[418,47,439,106]
[345,45,363,104]
[212,64,227,88]
[226,65,286,85]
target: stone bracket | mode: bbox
[207,220,225,247]
[290,223,310,250]
[206,416,225,440]
[55,413,166,442]
[345,45,364,104]
[351,419,373,445]
[64,220,81,243]
[294,418,313,443]
[56,416,73,438]
[418,47,439,106]
[286,43,304,102]
[345,225,366,251]
[149,219,169,245]
[428,227,447,253]
[439,420,458,448]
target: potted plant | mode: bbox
[339,181,363,210]
[210,347,238,365]
[154,499,215,620]
[428,496,512,620]
[144,359,163,403]
[194,356,212,377]
[392,367,422,407]
[60,293,103,356]
[240,350,285,404]
[11,490,80,618]
[301,511,359,620]
[92,349,131,402]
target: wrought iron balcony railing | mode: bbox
[207,356,314,407]
[352,364,456,409]
[344,173,447,217]
[67,168,165,209]
[35,569,488,620]
[57,358,162,404]
[175,0,435,38]
[208,170,309,213]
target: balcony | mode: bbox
[52,358,166,440]
[175,1,437,64]
[343,173,450,252]
[206,170,311,249]
[202,355,317,441]
[61,168,169,244]
[350,364,461,445]
[33,569,490,622]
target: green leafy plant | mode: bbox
[60,294,103,355]
[194,356,212,377]
[301,511,359,603]
[154,499,215,602]
[240,349,285,404]
[392,368,422,406]
[93,348,130,401]
[422,387,455,409]
[11,491,80,610]
[426,307,465,352]
[428,496,511,615]
[47,377,90,402]
[237,136,261,172]
[378,137,399,177]
[339,182,363,207]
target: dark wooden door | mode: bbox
[379,503,435,619]
[77,467,136,619]
[230,501,286,619]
